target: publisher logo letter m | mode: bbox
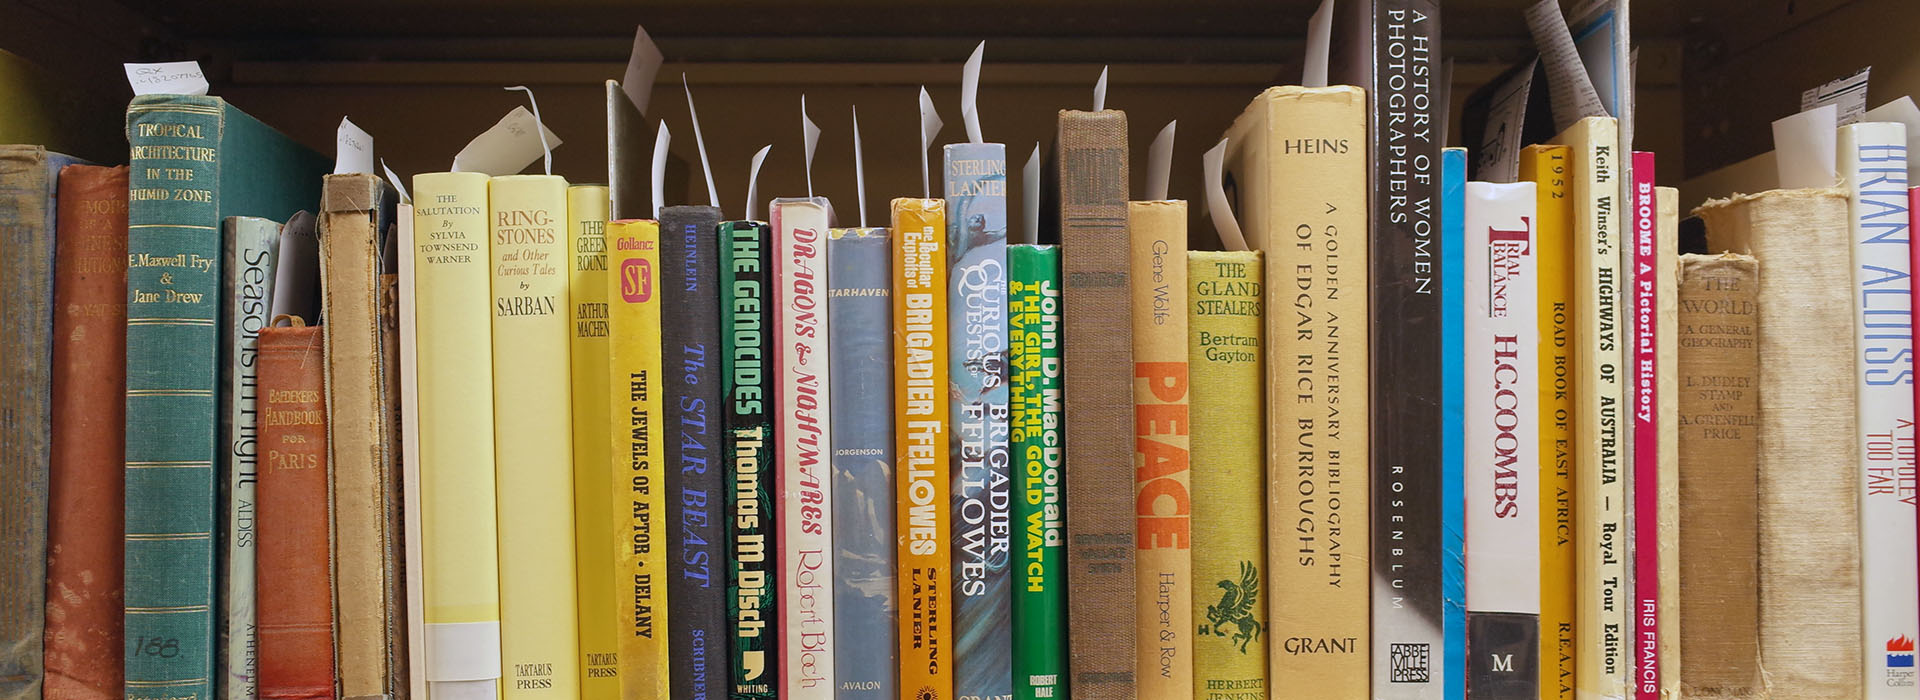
[1490,654,1514,673]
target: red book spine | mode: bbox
[43,164,128,700]
[255,321,337,700]
[1630,151,1661,700]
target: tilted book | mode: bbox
[1186,250,1267,698]
[1839,122,1920,698]
[254,320,337,700]
[1128,199,1192,698]
[45,164,130,700]
[317,173,407,700]
[893,198,954,700]
[608,218,670,699]
[771,197,835,698]
[1626,153,1662,700]
[122,96,326,700]
[488,175,580,699]
[1009,243,1065,700]
[1699,188,1863,699]
[410,172,502,700]
[1674,252,1762,700]
[1463,181,1541,700]
[565,185,617,698]
[1551,117,1628,700]
[721,220,778,699]
[1440,148,1466,700]
[659,204,729,700]
[1518,144,1576,700]
[1051,109,1136,699]
[605,80,686,221]
[828,226,897,700]
[1221,85,1369,699]
[943,141,1014,700]
[218,214,280,700]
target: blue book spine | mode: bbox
[828,228,897,699]
[662,205,729,699]
[1441,147,1468,700]
[942,142,1012,699]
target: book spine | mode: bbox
[1009,244,1065,700]
[489,175,579,699]
[1840,124,1920,698]
[254,321,337,700]
[1652,187,1681,700]
[218,216,279,700]
[1463,181,1542,700]
[395,199,429,700]
[1440,148,1467,700]
[660,205,729,700]
[410,172,502,698]
[1186,250,1266,699]
[1126,200,1191,697]
[609,218,671,698]
[1368,3,1446,698]
[566,186,617,698]
[1627,153,1663,700]
[941,143,1013,700]
[1519,144,1576,700]
[893,198,953,700]
[0,147,55,700]
[122,96,227,699]
[829,227,897,700]
[772,199,835,698]
[721,220,778,700]
[1674,253,1762,700]
[1056,110,1135,699]
[45,164,129,700]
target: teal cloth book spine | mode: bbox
[217,215,280,700]
[122,95,325,700]
[1440,147,1467,700]
[721,220,777,699]
[828,227,897,699]
[1008,244,1064,700]
[0,145,81,700]
[943,141,1012,699]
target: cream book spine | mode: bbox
[396,198,429,700]
[771,198,835,698]
[1129,199,1192,698]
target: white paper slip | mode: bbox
[1303,0,1335,88]
[1202,137,1247,252]
[1802,67,1872,127]
[918,87,943,199]
[451,105,563,176]
[622,24,666,116]
[962,41,986,144]
[125,61,209,96]
[1772,104,1838,190]
[335,117,374,175]
[1525,0,1605,132]
[746,145,772,221]
[1146,120,1176,202]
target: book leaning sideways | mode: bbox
[123,94,326,699]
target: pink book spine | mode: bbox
[1630,151,1661,700]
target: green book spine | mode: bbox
[1009,244,1065,700]
[721,220,777,699]
[1187,250,1268,697]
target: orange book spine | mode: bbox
[892,198,953,700]
[254,321,336,700]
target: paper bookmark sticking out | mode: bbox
[1022,143,1040,245]
[381,159,411,205]
[1864,96,1920,180]
[505,86,554,175]
[1772,103,1837,190]
[802,95,821,199]
[1304,0,1335,88]
[962,41,986,144]
[1093,66,1109,112]
[684,74,721,208]
[853,105,869,228]
[125,61,209,96]
[622,24,666,116]
[335,117,374,175]
[1203,137,1248,252]
[919,87,944,199]
[652,121,671,220]
[450,105,563,176]
[1802,67,1872,127]
[1525,0,1606,132]
[1147,120,1177,201]
[746,145,772,222]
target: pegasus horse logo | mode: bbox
[1200,560,1263,653]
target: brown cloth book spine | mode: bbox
[1698,188,1862,699]
[317,173,406,700]
[1675,253,1762,700]
[43,164,129,700]
[1054,108,1136,699]
[255,320,338,700]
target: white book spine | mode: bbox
[395,201,430,700]
[774,198,835,698]
[1464,180,1542,623]
[1841,121,1920,696]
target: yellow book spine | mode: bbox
[489,174,581,699]
[412,171,505,695]
[1521,144,1577,700]
[1653,186,1681,700]
[567,185,618,697]
[892,198,953,700]
[1552,117,1629,700]
[1187,250,1268,695]
[607,219,671,699]
[1129,200,1192,697]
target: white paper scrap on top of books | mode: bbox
[1771,103,1838,190]
[621,24,666,116]
[335,117,374,175]
[451,106,563,176]
[1802,67,1872,127]
[125,61,209,97]
[1525,0,1606,132]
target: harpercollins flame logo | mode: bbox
[1889,635,1916,668]
[619,257,653,303]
